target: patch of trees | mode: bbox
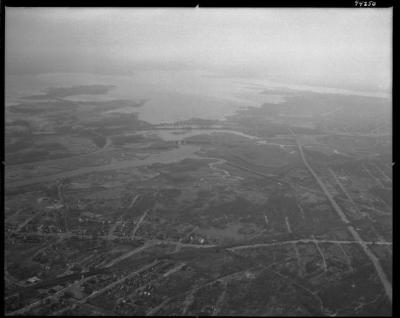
[111,134,146,145]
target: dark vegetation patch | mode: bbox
[226,108,288,136]
[78,99,146,111]
[8,262,43,281]
[188,282,223,315]
[167,158,208,172]
[370,186,392,206]
[9,100,77,114]
[196,189,214,199]
[74,129,107,148]
[91,135,107,148]
[179,197,263,228]
[44,84,116,98]
[5,142,70,165]
[5,121,32,137]
[82,113,150,130]
[177,117,222,126]
[147,140,177,150]
[5,137,34,153]
[290,126,321,134]
[159,172,195,184]
[267,193,298,217]
[303,148,351,167]
[331,160,364,176]
[266,92,389,119]
[319,263,385,315]
[111,134,147,145]
[158,188,182,199]
[22,85,116,100]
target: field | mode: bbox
[5,86,392,316]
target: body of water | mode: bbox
[5,70,390,124]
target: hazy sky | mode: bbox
[6,8,392,92]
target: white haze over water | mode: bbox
[6,71,285,123]
[5,8,392,123]
[6,70,390,124]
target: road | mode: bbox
[5,208,23,223]
[5,124,393,315]
[329,168,389,243]
[162,262,187,278]
[7,231,217,249]
[291,129,392,303]
[104,243,152,268]
[107,216,122,240]
[107,194,141,239]
[78,260,159,304]
[131,209,150,238]
[212,281,227,316]
[328,169,362,218]
[312,235,327,272]
[127,194,141,209]
[7,275,95,316]
[337,241,354,272]
[15,209,43,233]
[147,297,172,316]
[6,230,391,315]
[284,216,292,234]
[228,238,391,251]
[4,268,27,288]
[52,260,160,316]
[57,182,69,232]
